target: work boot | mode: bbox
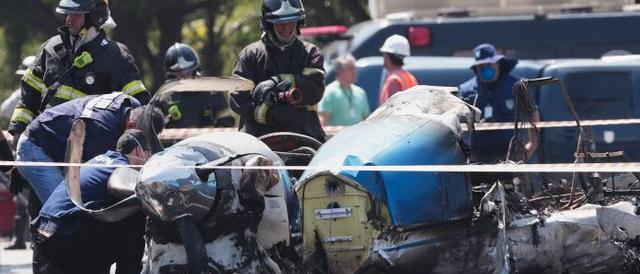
[4,240,26,250]
[6,195,29,250]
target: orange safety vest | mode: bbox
[379,69,418,104]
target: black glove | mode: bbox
[252,77,279,106]
[7,121,27,138]
[9,167,28,195]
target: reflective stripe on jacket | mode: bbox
[232,38,326,142]
[8,26,149,135]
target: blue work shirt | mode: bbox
[459,74,520,123]
[459,65,521,163]
[26,93,140,162]
[34,151,128,237]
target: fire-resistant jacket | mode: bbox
[9,26,149,136]
[232,38,326,142]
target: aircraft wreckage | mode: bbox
[63,78,640,273]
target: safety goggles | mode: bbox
[56,0,92,14]
[263,0,302,11]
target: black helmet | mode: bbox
[260,0,305,48]
[56,0,109,28]
[164,43,200,79]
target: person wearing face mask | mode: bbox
[459,43,540,166]
[31,129,151,274]
[232,0,326,142]
[9,0,150,142]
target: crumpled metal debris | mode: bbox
[356,182,640,274]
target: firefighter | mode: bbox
[154,43,234,128]
[232,0,326,142]
[9,0,150,140]
[164,42,200,80]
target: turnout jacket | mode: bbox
[10,26,149,135]
[232,38,326,142]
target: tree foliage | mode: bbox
[0,0,369,95]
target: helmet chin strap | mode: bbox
[264,30,297,51]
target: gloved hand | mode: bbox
[9,167,28,195]
[7,122,26,138]
[251,77,279,106]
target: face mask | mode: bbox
[479,66,497,82]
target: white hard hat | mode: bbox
[379,34,410,57]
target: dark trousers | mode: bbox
[33,213,146,274]
[27,190,46,274]
[10,192,29,245]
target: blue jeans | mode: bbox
[15,134,64,203]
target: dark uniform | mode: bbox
[32,151,145,274]
[459,45,521,164]
[155,87,235,128]
[232,39,326,142]
[154,43,236,128]
[26,93,140,163]
[17,93,140,204]
[9,26,149,136]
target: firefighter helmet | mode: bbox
[260,0,305,48]
[56,0,110,28]
[164,43,200,79]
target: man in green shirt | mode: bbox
[318,55,370,126]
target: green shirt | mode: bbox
[318,81,370,126]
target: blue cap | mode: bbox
[471,43,504,67]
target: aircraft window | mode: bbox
[565,72,633,119]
